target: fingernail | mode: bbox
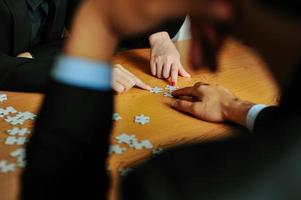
[171,100,177,107]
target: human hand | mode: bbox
[17,52,33,59]
[171,82,254,126]
[112,64,151,93]
[149,32,190,85]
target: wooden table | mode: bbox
[0,39,279,200]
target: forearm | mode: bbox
[0,54,52,92]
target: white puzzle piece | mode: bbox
[109,145,127,155]
[0,160,16,173]
[10,148,26,168]
[5,136,28,145]
[150,87,163,94]
[163,92,173,98]
[134,114,150,125]
[112,113,122,121]
[0,106,17,118]
[165,85,178,93]
[5,112,36,125]
[0,94,7,102]
[7,127,31,136]
[115,133,137,145]
[118,168,133,176]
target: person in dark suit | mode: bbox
[0,0,81,92]
[21,0,301,199]
[0,0,186,93]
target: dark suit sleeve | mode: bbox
[21,81,113,200]
[253,106,279,133]
[0,53,54,92]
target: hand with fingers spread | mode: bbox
[171,82,255,126]
[112,64,151,93]
[149,32,191,85]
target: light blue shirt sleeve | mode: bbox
[52,55,112,91]
[246,104,268,131]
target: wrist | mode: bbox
[149,31,171,47]
[223,98,255,126]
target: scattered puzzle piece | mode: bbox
[163,92,173,98]
[152,148,164,157]
[118,168,133,176]
[115,133,137,145]
[0,160,16,173]
[140,140,153,149]
[5,136,28,145]
[134,114,150,125]
[7,127,31,136]
[10,148,26,168]
[150,87,163,94]
[5,112,36,125]
[0,94,7,102]
[165,85,178,93]
[109,145,127,155]
[0,106,17,118]
[112,113,122,121]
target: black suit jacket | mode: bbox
[0,0,81,92]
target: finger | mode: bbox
[135,77,152,91]
[162,60,172,79]
[156,60,164,78]
[119,76,135,91]
[171,100,195,115]
[177,96,196,102]
[112,82,126,93]
[172,87,196,97]
[150,58,156,76]
[170,64,178,84]
[117,65,151,91]
[113,68,136,89]
[178,65,191,78]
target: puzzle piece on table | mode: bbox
[0,93,7,102]
[165,85,178,93]
[5,112,36,125]
[5,136,28,145]
[140,140,153,149]
[118,168,133,176]
[0,106,17,118]
[130,141,144,150]
[109,145,127,155]
[112,113,122,121]
[7,127,31,136]
[150,87,163,94]
[0,160,16,173]
[10,148,26,168]
[134,114,150,125]
[152,148,164,157]
[163,92,173,98]
[129,140,153,150]
[115,133,137,145]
